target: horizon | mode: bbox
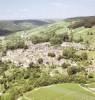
[0,0,95,20]
[0,15,94,21]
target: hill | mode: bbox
[0,16,95,100]
[0,19,55,36]
[65,16,95,22]
[65,16,95,29]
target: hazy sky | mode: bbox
[0,0,95,19]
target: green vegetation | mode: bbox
[62,47,88,61]
[30,35,49,44]
[50,36,63,45]
[57,55,63,61]
[50,33,70,45]
[68,17,95,29]
[0,17,95,100]
[0,20,51,36]
[20,83,95,100]
[48,52,56,57]
[62,47,76,59]
[67,66,80,75]
[6,39,28,50]
[37,58,43,64]
[61,62,70,69]
[0,61,92,100]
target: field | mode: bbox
[20,83,95,100]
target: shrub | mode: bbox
[57,55,63,61]
[31,35,49,44]
[62,33,70,42]
[73,52,88,61]
[34,73,52,87]
[80,52,88,60]
[67,66,80,75]
[73,36,84,43]
[87,32,93,35]
[61,63,70,69]
[63,47,76,59]
[29,63,40,69]
[2,50,7,56]
[37,58,43,64]
[50,33,70,45]
[73,54,80,61]
[88,73,94,78]
[24,72,30,79]
[54,70,59,74]
[50,36,63,45]
[48,52,56,57]
[23,45,28,49]
[57,33,70,42]
[29,62,35,68]
[6,40,28,50]
[74,75,87,83]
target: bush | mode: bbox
[6,40,28,50]
[87,32,93,35]
[57,55,63,61]
[63,47,76,59]
[34,73,52,87]
[50,36,63,45]
[48,52,56,57]
[73,52,88,61]
[37,58,43,64]
[24,72,30,79]
[73,36,83,43]
[2,50,7,56]
[29,63,40,69]
[67,66,80,75]
[80,52,88,60]
[88,73,94,78]
[61,63,70,69]
[29,62,35,68]
[50,33,70,45]
[31,35,49,44]
[62,33,70,42]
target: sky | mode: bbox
[0,0,95,20]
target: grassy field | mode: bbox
[86,83,95,88]
[20,83,95,100]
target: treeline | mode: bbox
[68,17,95,29]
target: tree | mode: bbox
[67,66,79,75]
[63,33,70,42]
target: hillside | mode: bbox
[0,19,55,36]
[1,16,95,36]
[0,16,95,100]
[20,83,95,100]
[65,16,95,22]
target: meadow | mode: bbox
[20,83,95,100]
